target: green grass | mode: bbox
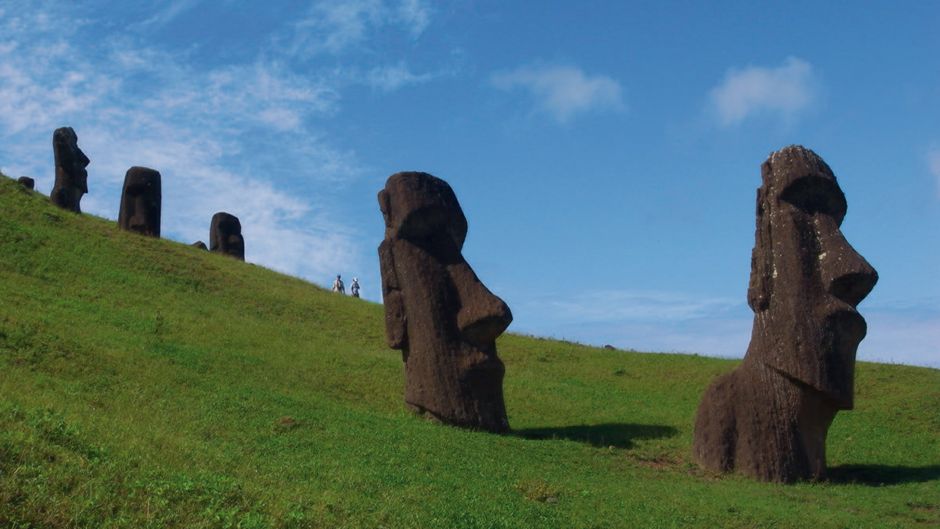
[1,175,938,528]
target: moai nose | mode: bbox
[818,220,878,308]
[449,261,512,346]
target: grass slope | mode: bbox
[0,175,938,529]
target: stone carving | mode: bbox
[210,212,245,261]
[50,127,90,212]
[118,167,161,237]
[378,172,512,433]
[17,177,34,190]
[693,145,878,482]
[191,241,208,250]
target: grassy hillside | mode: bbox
[1,175,938,529]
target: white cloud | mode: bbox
[491,65,625,123]
[286,0,431,56]
[709,57,816,126]
[928,148,940,197]
[365,62,434,91]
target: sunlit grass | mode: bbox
[1,175,938,528]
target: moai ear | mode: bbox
[378,240,407,349]
[378,189,392,228]
[747,187,772,312]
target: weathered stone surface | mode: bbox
[118,167,161,237]
[693,145,878,482]
[17,177,34,190]
[378,171,512,433]
[50,127,89,212]
[210,212,245,260]
[191,241,208,250]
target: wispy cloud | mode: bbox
[491,64,625,123]
[928,147,940,197]
[284,0,431,56]
[364,62,434,91]
[135,0,205,28]
[709,57,816,126]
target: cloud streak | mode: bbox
[928,147,940,197]
[491,65,625,123]
[284,0,431,57]
[709,57,816,126]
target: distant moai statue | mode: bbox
[118,167,161,237]
[378,171,513,433]
[17,177,34,190]
[50,127,90,212]
[210,212,245,261]
[693,146,878,482]
[191,241,208,250]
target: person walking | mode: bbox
[331,274,345,294]
[350,277,360,298]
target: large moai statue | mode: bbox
[378,172,513,433]
[50,127,90,212]
[17,177,35,190]
[118,166,162,237]
[210,212,245,261]
[693,146,878,482]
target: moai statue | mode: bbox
[191,241,208,250]
[17,177,35,190]
[693,146,878,482]
[210,212,245,261]
[50,127,90,212]
[378,172,513,433]
[118,167,161,237]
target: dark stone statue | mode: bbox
[118,167,161,237]
[210,212,245,261]
[378,172,513,433]
[50,127,89,212]
[191,241,208,250]
[693,145,878,482]
[17,177,34,190]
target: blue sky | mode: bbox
[1,1,938,367]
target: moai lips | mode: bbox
[693,145,878,482]
[118,167,161,237]
[210,212,245,261]
[50,127,90,212]
[378,172,512,433]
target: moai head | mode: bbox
[17,177,35,190]
[378,172,513,433]
[210,212,245,261]
[191,241,208,250]
[746,146,878,409]
[50,127,90,212]
[118,167,161,237]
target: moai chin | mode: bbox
[693,145,878,482]
[210,212,245,261]
[50,127,90,212]
[17,177,35,190]
[378,172,513,433]
[118,167,162,237]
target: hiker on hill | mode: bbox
[350,278,360,298]
[332,274,345,294]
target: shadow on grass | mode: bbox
[513,423,678,449]
[827,464,940,486]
